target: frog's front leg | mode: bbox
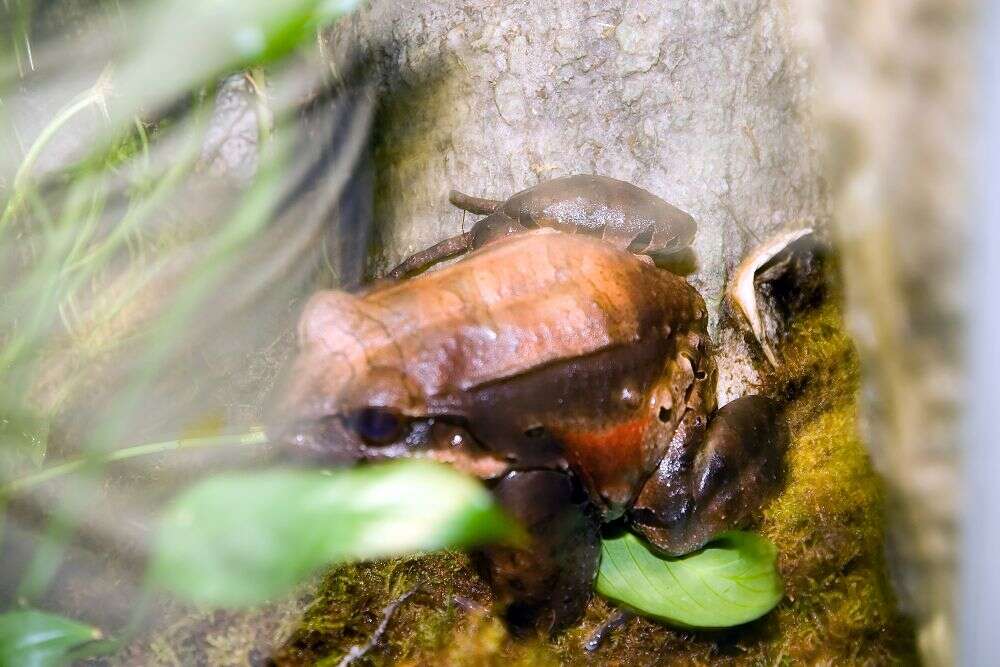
[476,469,601,636]
[628,395,789,555]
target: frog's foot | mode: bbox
[628,395,789,555]
[476,469,601,636]
[726,228,819,366]
[452,595,488,614]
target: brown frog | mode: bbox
[269,175,793,634]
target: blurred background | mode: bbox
[0,0,990,664]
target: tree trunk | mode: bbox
[324,1,825,314]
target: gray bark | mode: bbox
[323,1,826,317]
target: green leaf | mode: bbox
[0,609,104,667]
[596,531,783,628]
[149,460,521,607]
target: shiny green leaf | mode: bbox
[596,531,783,628]
[0,609,104,667]
[150,460,520,607]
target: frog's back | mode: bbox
[295,230,705,413]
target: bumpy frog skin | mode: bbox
[270,175,790,634]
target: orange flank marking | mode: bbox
[554,417,648,505]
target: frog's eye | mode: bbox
[349,408,406,445]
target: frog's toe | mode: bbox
[726,228,819,366]
[629,395,789,555]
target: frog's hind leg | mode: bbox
[386,211,528,279]
[476,469,601,636]
[449,189,503,215]
[386,231,473,280]
[385,190,515,280]
[628,395,789,556]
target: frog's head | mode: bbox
[267,290,509,478]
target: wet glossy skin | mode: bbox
[274,231,710,510]
[471,174,697,259]
[387,175,697,280]
[270,178,788,634]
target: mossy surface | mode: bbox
[113,287,916,666]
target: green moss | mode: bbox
[751,297,916,664]
[109,598,303,666]
[115,277,916,665]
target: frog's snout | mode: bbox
[266,415,361,466]
[264,417,315,454]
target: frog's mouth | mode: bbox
[421,447,510,480]
[268,415,366,466]
[269,412,511,480]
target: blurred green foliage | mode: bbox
[0,0,362,654]
[0,609,104,667]
[149,460,523,607]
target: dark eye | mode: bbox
[350,408,405,445]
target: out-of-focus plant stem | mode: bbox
[1,429,267,496]
[0,67,113,234]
